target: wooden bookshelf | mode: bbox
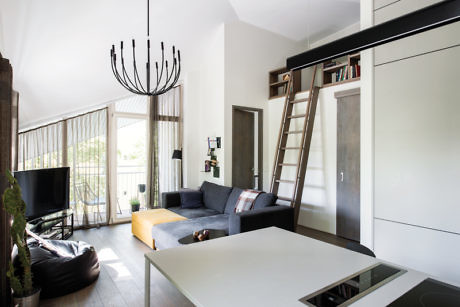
[322,53,360,88]
[269,67,301,99]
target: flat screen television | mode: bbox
[14,167,70,221]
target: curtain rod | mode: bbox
[287,0,460,70]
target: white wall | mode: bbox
[183,25,225,189]
[366,0,460,284]
[223,21,309,189]
[268,81,360,234]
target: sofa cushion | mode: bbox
[253,192,277,209]
[168,206,220,219]
[224,187,243,214]
[179,190,203,209]
[200,181,232,213]
[152,214,229,249]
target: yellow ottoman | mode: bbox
[131,208,187,249]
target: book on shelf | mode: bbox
[324,61,339,68]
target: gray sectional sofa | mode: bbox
[152,181,294,249]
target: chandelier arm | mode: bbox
[159,60,175,92]
[133,61,147,93]
[121,57,145,93]
[111,55,132,90]
[112,57,142,95]
[132,40,147,92]
[131,41,139,89]
[171,60,181,88]
[160,62,170,92]
[156,43,165,90]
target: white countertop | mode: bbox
[145,227,441,307]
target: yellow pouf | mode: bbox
[131,208,187,249]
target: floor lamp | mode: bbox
[172,149,183,189]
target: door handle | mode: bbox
[340,172,344,182]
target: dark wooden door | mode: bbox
[336,89,360,242]
[232,109,255,189]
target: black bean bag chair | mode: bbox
[25,239,100,298]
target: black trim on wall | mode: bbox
[287,0,460,71]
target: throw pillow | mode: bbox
[180,190,203,209]
[234,189,262,213]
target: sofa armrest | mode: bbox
[161,192,181,209]
[228,205,294,235]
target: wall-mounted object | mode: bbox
[322,53,360,88]
[268,67,301,99]
[213,167,220,178]
[205,160,211,172]
[205,137,221,177]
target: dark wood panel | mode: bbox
[336,89,360,242]
[232,108,255,189]
[0,53,13,307]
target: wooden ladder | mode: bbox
[270,65,320,226]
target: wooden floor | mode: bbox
[40,223,192,307]
[40,223,353,307]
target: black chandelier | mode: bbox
[110,0,181,96]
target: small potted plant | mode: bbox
[3,170,40,306]
[130,198,140,212]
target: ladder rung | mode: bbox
[277,196,293,202]
[284,131,302,134]
[276,179,295,184]
[281,147,301,150]
[279,163,296,167]
[288,114,306,119]
[290,98,308,104]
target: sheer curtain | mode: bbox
[147,86,182,207]
[66,109,108,227]
[18,122,63,171]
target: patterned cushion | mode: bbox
[234,190,262,213]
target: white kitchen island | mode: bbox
[144,227,452,307]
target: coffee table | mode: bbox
[178,229,227,245]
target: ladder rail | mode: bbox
[270,71,295,194]
[291,65,317,208]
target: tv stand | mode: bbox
[27,210,74,240]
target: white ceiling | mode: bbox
[229,0,360,42]
[0,0,359,128]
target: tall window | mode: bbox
[17,87,182,226]
[18,109,107,228]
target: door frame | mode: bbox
[232,105,263,190]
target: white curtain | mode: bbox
[18,122,63,171]
[158,86,182,194]
[66,109,108,227]
[147,86,182,207]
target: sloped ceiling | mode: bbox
[228,0,360,42]
[0,0,359,128]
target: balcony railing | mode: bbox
[70,165,146,225]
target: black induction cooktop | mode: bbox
[299,263,406,306]
[388,278,460,307]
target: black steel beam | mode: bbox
[287,0,460,71]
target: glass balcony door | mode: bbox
[111,112,148,222]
